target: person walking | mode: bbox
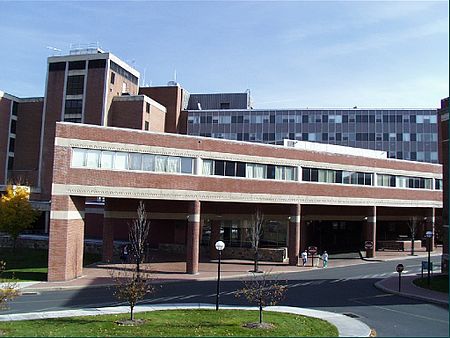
[322,251,328,268]
[301,250,308,267]
[121,244,129,263]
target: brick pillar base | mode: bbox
[288,204,301,266]
[186,200,201,274]
[48,195,85,282]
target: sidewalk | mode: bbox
[21,247,443,292]
[374,273,448,306]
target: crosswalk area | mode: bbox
[137,264,441,305]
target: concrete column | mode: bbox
[48,195,85,281]
[365,206,377,258]
[102,198,115,262]
[209,219,221,260]
[186,200,201,274]
[288,204,301,266]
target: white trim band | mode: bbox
[51,184,442,208]
[50,210,85,220]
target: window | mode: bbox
[12,102,18,116]
[7,156,14,170]
[129,153,142,170]
[86,150,100,168]
[101,151,114,169]
[142,155,155,171]
[155,155,167,172]
[181,158,193,174]
[8,138,15,153]
[66,75,84,95]
[71,149,85,167]
[68,61,86,70]
[144,121,149,130]
[64,99,83,115]
[114,152,128,170]
[203,160,213,175]
[435,179,443,190]
[110,72,115,85]
[214,160,225,176]
[10,119,16,134]
[220,102,230,109]
[225,161,236,176]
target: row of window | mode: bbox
[72,149,193,174]
[376,174,438,190]
[202,159,296,181]
[188,113,438,125]
[110,61,138,85]
[302,167,373,186]
[71,148,441,190]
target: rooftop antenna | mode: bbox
[142,67,146,87]
[46,46,62,56]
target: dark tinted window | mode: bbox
[214,160,225,176]
[267,165,275,179]
[8,138,15,152]
[12,102,18,116]
[7,156,14,170]
[49,62,66,72]
[68,61,86,70]
[236,162,246,177]
[225,161,236,176]
[10,119,16,134]
[66,75,84,95]
[88,59,106,69]
[64,99,83,114]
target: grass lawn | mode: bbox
[0,309,338,337]
[413,275,449,293]
[0,248,101,281]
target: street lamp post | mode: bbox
[425,231,433,287]
[215,240,225,311]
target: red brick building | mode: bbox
[0,48,444,281]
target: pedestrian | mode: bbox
[322,251,328,268]
[121,244,129,263]
[301,250,308,266]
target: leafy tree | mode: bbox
[235,271,287,325]
[0,185,39,250]
[0,261,19,310]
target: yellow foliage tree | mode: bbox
[0,185,39,250]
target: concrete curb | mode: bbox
[374,276,449,307]
[0,303,371,337]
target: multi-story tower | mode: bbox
[186,93,439,164]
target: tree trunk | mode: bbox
[259,304,263,324]
[254,250,259,273]
[130,304,134,321]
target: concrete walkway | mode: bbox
[0,303,372,337]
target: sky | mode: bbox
[0,0,448,109]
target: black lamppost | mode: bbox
[215,240,225,311]
[425,231,433,287]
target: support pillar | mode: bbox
[365,206,377,258]
[288,204,301,266]
[48,195,85,281]
[209,219,221,260]
[186,200,201,274]
[102,198,115,262]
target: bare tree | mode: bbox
[249,206,264,273]
[0,261,19,310]
[407,216,421,256]
[110,269,156,322]
[129,201,151,274]
[235,271,287,326]
[110,201,156,323]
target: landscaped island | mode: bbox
[0,309,338,337]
